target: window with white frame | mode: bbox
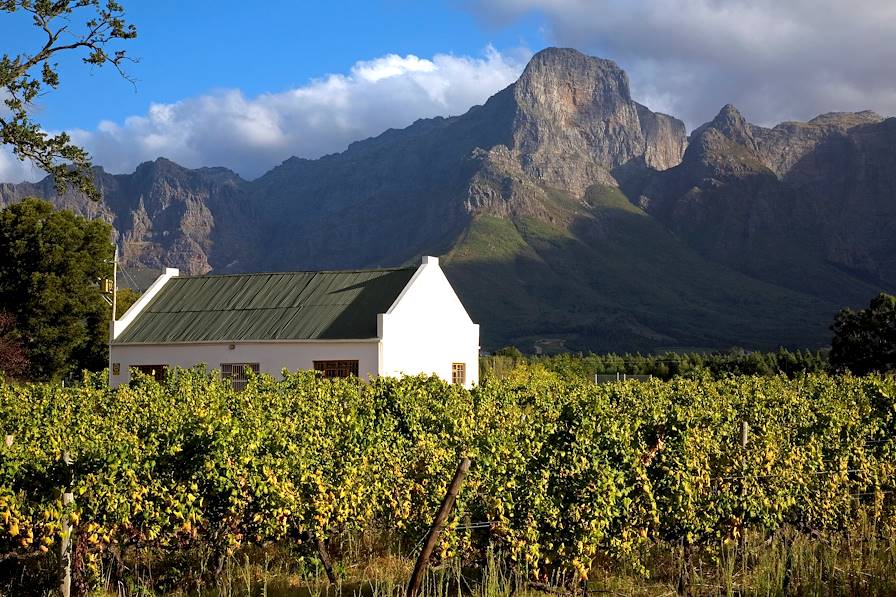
[220,362,260,391]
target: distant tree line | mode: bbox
[481,346,832,382]
[484,292,896,381]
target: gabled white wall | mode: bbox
[378,256,479,387]
[112,267,180,340]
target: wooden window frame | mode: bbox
[452,362,466,386]
[131,364,167,382]
[313,360,359,379]
[221,362,260,391]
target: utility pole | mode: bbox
[108,244,118,385]
[112,244,118,321]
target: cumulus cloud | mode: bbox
[466,0,896,128]
[0,47,528,183]
[0,145,44,184]
[0,91,42,183]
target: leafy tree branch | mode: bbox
[0,0,136,200]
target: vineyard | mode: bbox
[1,367,895,595]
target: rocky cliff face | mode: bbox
[0,158,254,275]
[1,48,689,277]
[629,104,894,306]
[506,49,687,194]
[752,110,884,177]
[1,48,893,352]
[785,117,896,283]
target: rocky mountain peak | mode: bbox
[517,47,633,104]
[502,47,686,195]
[712,104,749,132]
[136,156,180,170]
[691,104,757,151]
[807,110,883,127]
[131,157,191,182]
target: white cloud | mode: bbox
[352,54,437,83]
[0,146,43,184]
[466,0,896,128]
[0,91,42,183]
[0,47,529,183]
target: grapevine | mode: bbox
[0,366,893,589]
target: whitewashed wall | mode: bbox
[378,257,480,388]
[109,256,480,388]
[109,340,380,387]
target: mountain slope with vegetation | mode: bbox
[1,48,894,352]
[444,184,831,351]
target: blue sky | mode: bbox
[2,1,895,182]
[3,1,544,132]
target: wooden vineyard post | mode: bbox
[739,420,750,583]
[298,531,337,584]
[59,451,74,597]
[407,457,471,597]
[678,542,693,597]
[740,420,749,496]
[315,535,337,585]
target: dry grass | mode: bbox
[63,523,896,596]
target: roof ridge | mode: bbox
[174,266,417,279]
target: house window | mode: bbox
[132,364,167,382]
[452,363,466,385]
[221,362,260,391]
[313,360,359,378]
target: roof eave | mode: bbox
[111,337,383,347]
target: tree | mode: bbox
[830,293,896,375]
[116,285,140,315]
[1,1,136,199]
[494,345,524,359]
[0,310,28,378]
[0,198,112,379]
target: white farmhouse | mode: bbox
[109,256,479,389]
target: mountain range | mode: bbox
[2,47,894,353]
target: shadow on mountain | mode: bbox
[444,184,838,352]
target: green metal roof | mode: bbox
[114,267,416,344]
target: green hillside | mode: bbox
[443,184,837,352]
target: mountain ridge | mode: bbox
[1,47,893,352]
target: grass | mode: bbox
[56,524,896,596]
